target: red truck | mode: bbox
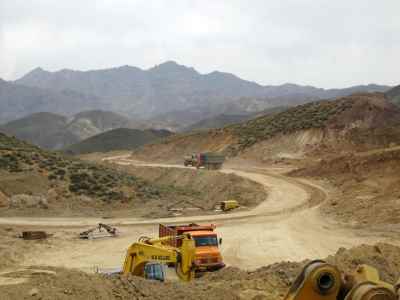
[183,153,225,170]
[159,223,225,272]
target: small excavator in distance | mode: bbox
[284,260,400,300]
[122,233,196,282]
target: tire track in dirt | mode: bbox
[0,157,397,272]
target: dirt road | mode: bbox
[0,157,396,273]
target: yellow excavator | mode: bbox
[284,260,400,300]
[122,233,196,282]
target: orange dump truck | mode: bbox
[159,223,225,272]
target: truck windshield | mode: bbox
[194,236,218,247]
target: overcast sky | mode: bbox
[1,0,399,88]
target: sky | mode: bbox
[1,0,399,88]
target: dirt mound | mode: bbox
[118,165,266,214]
[1,243,399,300]
[131,129,237,163]
[291,147,400,226]
[0,190,8,207]
[201,243,400,299]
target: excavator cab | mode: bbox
[143,262,165,282]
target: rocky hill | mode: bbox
[65,128,172,154]
[0,110,151,150]
[12,62,390,124]
[132,93,400,162]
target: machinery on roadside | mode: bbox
[122,234,196,282]
[184,153,225,170]
[159,223,225,272]
[79,223,118,239]
[219,200,240,211]
[284,260,400,300]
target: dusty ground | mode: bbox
[111,163,266,213]
[1,243,399,300]
[0,155,266,219]
[0,160,398,273]
[1,157,399,300]
[291,146,400,228]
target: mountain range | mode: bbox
[3,61,390,128]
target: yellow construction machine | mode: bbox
[284,260,400,300]
[122,233,196,282]
[121,232,400,300]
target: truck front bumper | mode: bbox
[195,262,225,272]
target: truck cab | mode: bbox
[159,223,225,272]
[189,230,224,271]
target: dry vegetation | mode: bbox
[0,133,266,217]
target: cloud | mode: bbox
[1,0,400,88]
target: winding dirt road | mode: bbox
[0,156,396,272]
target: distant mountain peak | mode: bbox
[30,67,46,74]
[149,61,198,74]
[23,67,50,79]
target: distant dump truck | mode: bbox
[159,223,225,272]
[184,152,225,170]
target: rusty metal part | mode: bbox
[21,231,48,240]
[344,265,397,300]
[284,260,342,300]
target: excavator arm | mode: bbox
[284,260,398,300]
[122,234,196,282]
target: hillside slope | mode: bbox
[230,92,400,156]
[0,133,265,217]
[0,112,78,149]
[65,128,172,154]
[183,106,288,132]
[0,133,198,217]
[132,93,400,162]
[385,84,400,105]
[0,110,150,150]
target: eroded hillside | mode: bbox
[132,93,400,163]
[290,146,400,227]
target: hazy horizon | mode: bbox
[1,0,400,88]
